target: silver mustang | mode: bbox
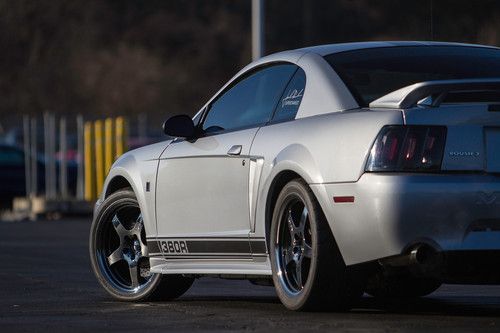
[90,41,500,311]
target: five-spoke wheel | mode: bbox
[270,179,363,311]
[97,210,153,292]
[276,201,313,293]
[90,189,194,301]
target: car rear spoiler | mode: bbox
[369,78,500,109]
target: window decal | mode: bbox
[282,88,304,108]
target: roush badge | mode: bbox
[448,151,480,157]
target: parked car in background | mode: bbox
[0,144,77,208]
[0,144,37,207]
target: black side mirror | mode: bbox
[163,114,195,138]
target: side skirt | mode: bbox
[147,237,272,276]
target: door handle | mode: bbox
[227,145,242,156]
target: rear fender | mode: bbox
[253,144,320,239]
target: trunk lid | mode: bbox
[403,104,500,172]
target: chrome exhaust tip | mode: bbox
[409,244,437,266]
[380,243,442,275]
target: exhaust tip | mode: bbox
[410,244,438,265]
[380,243,441,268]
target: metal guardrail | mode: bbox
[19,114,128,219]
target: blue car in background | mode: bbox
[0,144,77,208]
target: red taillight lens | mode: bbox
[366,126,447,172]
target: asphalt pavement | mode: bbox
[1,217,500,332]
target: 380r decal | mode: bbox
[161,240,189,253]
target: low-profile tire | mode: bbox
[365,272,442,298]
[89,189,194,301]
[269,179,363,311]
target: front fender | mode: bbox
[98,141,171,237]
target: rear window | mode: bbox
[324,46,500,106]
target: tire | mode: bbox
[89,189,194,301]
[269,179,363,311]
[365,272,442,298]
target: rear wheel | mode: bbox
[270,179,363,311]
[89,189,193,301]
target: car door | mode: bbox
[155,63,297,257]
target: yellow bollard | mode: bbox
[104,118,114,174]
[94,120,105,198]
[115,116,127,159]
[84,122,95,201]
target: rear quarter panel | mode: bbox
[251,110,403,243]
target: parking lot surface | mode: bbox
[1,218,500,332]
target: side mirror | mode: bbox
[162,114,195,138]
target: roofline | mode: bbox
[193,41,500,119]
[236,41,500,81]
[286,41,500,57]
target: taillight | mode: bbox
[366,126,447,172]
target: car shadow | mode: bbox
[170,293,500,317]
[354,294,500,317]
[178,294,281,305]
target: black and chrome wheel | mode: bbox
[270,179,363,311]
[275,195,313,294]
[90,189,193,301]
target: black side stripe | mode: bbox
[147,241,161,254]
[147,238,268,256]
[184,240,250,254]
[250,240,267,254]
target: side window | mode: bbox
[272,68,306,122]
[202,64,297,133]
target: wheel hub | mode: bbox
[133,239,141,253]
[122,236,143,263]
[97,212,153,291]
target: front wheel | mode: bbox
[89,189,193,301]
[269,179,363,311]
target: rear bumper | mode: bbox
[378,247,500,284]
[310,173,500,266]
